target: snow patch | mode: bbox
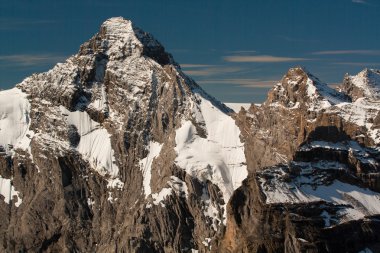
[202,237,212,247]
[89,84,108,112]
[139,141,163,197]
[306,77,344,110]
[60,106,121,185]
[150,176,188,206]
[0,88,33,152]
[107,178,124,189]
[168,176,188,198]
[0,176,22,207]
[175,94,248,205]
[152,187,172,207]
[200,186,222,230]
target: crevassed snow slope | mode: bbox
[175,93,247,203]
[60,106,119,178]
[0,88,33,151]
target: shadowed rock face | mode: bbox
[0,18,380,253]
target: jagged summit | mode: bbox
[78,17,176,66]
[342,68,380,101]
[17,17,186,114]
[266,66,348,110]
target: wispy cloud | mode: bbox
[0,18,56,30]
[352,0,368,4]
[312,50,380,55]
[332,62,380,66]
[224,55,309,63]
[227,50,257,54]
[199,79,277,88]
[182,66,244,77]
[0,54,67,66]
[277,36,319,43]
[181,64,215,68]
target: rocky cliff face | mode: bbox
[0,17,379,253]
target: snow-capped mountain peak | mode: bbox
[83,17,175,66]
[342,68,380,101]
[267,67,347,110]
[2,17,248,242]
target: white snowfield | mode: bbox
[60,106,120,180]
[175,93,248,204]
[139,141,163,197]
[0,88,33,152]
[0,88,122,190]
[260,140,380,225]
[0,88,31,207]
[259,160,380,226]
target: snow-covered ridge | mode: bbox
[269,67,348,111]
[305,76,346,109]
[348,68,380,100]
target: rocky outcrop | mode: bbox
[341,69,380,101]
[218,67,380,253]
[235,67,379,173]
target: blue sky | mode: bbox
[0,0,379,102]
